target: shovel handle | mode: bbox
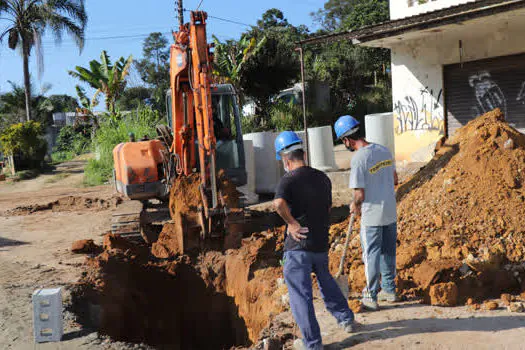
[335,213,356,278]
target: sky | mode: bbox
[0,0,325,100]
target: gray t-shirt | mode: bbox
[349,143,397,226]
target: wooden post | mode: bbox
[9,155,15,176]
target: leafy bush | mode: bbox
[0,121,47,171]
[51,150,76,163]
[52,124,92,162]
[84,106,161,185]
[240,114,268,134]
[269,100,305,132]
[84,158,112,186]
[14,169,40,181]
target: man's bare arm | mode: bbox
[394,170,399,186]
[274,198,308,241]
[350,188,365,214]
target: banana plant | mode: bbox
[212,35,267,105]
[68,50,133,115]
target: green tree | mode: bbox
[308,0,391,119]
[312,0,388,31]
[212,34,266,105]
[256,8,289,30]
[117,86,152,110]
[0,0,87,122]
[135,32,170,110]
[47,94,79,113]
[0,81,53,128]
[240,9,308,125]
[68,50,133,114]
[0,120,47,173]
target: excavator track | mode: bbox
[111,200,170,244]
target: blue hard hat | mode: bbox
[334,115,360,139]
[274,131,303,160]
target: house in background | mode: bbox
[303,0,525,162]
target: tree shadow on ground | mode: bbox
[0,237,28,250]
[325,315,525,349]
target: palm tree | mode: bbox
[0,0,87,122]
[68,50,133,114]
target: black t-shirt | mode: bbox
[274,166,332,252]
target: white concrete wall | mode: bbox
[390,10,525,161]
[391,0,478,20]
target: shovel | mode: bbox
[333,213,356,299]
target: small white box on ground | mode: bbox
[32,287,63,343]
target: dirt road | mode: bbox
[0,160,524,349]
[0,160,148,349]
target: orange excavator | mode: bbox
[111,9,246,250]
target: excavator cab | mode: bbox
[166,84,247,186]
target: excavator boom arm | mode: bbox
[170,11,220,211]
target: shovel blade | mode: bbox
[335,275,349,300]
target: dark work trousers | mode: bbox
[283,250,354,349]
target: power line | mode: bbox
[208,14,252,28]
[182,9,252,27]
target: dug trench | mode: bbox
[70,230,288,349]
[69,173,350,348]
[69,108,525,348]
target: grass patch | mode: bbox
[11,169,40,181]
[84,158,112,186]
[44,172,71,184]
[84,106,161,186]
[51,151,76,163]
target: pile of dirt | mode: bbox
[72,228,287,348]
[330,109,525,305]
[4,196,122,216]
[71,239,102,254]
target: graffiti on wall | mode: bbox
[516,81,525,105]
[468,71,508,117]
[394,87,444,134]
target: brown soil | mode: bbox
[429,282,458,306]
[168,174,202,217]
[4,195,122,216]
[71,239,102,254]
[155,172,242,257]
[328,109,525,304]
[72,228,286,348]
[218,169,241,208]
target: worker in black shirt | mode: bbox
[273,131,355,350]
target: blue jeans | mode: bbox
[283,250,354,350]
[360,222,397,299]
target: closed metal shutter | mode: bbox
[444,52,525,136]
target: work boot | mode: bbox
[339,320,359,333]
[361,291,379,311]
[293,339,323,350]
[378,290,399,302]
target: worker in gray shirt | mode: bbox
[334,115,398,311]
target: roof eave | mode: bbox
[297,0,525,47]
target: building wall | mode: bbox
[390,12,525,162]
[390,0,478,20]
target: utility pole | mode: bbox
[295,46,310,165]
[177,0,184,28]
